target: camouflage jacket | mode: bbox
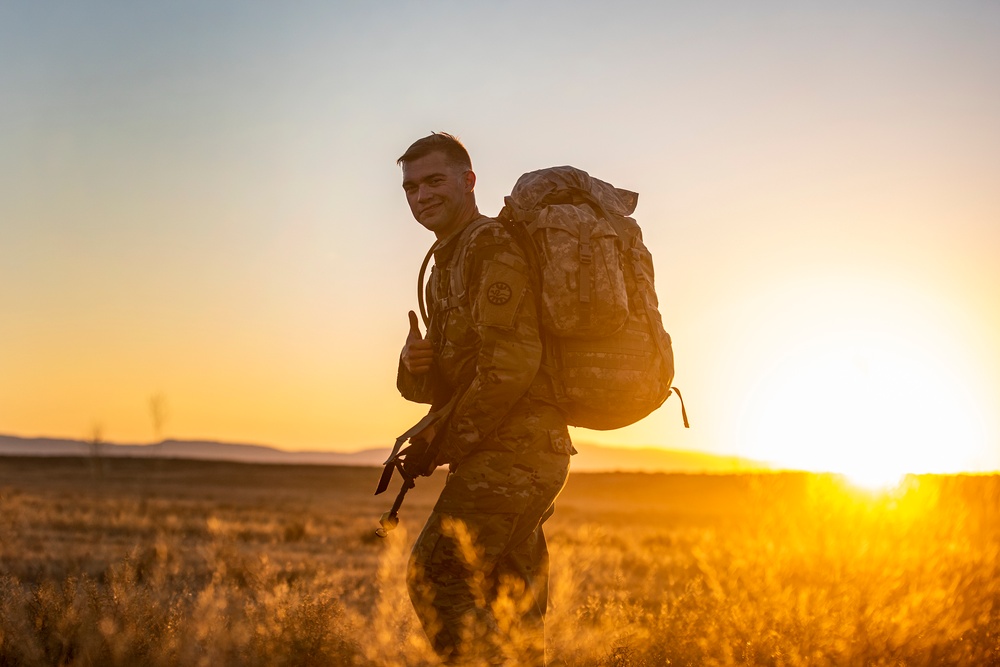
[397,216,573,467]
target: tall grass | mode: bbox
[0,457,997,665]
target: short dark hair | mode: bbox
[397,132,472,170]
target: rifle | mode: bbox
[374,396,456,537]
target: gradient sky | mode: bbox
[2,1,999,475]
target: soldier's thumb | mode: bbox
[407,310,423,340]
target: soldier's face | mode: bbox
[401,151,475,239]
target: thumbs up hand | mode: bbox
[401,310,434,375]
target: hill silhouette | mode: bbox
[0,433,766,473]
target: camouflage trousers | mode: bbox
[407,446,571,666]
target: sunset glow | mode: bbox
[732,276,992,482]
[2,3,998,473]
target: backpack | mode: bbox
[419,166,688,431]
[499,166,687,430]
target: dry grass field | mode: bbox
[0,456,998,666]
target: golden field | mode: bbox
[0,456,998,666]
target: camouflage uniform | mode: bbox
[398,215,573,665]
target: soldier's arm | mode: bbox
[396,358,437,405]
[434,230,542,465]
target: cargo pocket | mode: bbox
[548,429,577,456]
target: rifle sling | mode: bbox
[374,395,458,496]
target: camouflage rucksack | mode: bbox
[417,166,687,431]
[494,166,687,430]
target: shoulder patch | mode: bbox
[474,259,527,328]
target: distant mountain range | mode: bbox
[0,434,767,473]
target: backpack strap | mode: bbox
[671,387,690,429]
[497,204,566,402]
[417,216,496,324]
[440,216,500,309]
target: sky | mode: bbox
[2,1,999,479]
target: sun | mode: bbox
[730,276,991,485]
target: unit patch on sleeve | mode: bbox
[474,259,527,328]
[487,282,512,305]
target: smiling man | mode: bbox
[395,132,573,665]
[401,142,478,240]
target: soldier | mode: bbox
[396,132,574,665]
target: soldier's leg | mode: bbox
[408,509,518,664]
[408,450,524,661]
[488,499,561,664]
[408,449,569,663]
[482,448,569,664]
